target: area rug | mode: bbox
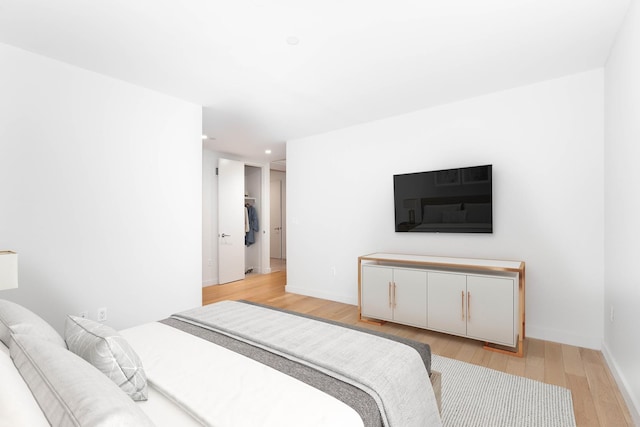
[431,354,576,427]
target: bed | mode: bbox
[0,298,442,427]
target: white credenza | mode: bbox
[358,253,526,356]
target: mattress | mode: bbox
[162,300,440,427]
[2,325,362,427]
[121,321,364,427]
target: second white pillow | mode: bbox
[65,315,148,401]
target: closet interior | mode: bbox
[244,165,261,275]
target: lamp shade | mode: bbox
[0,251,18,290]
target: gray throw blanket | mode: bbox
[240,300,432,375]
[172,300,442,427]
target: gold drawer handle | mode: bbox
[467,291,471,320]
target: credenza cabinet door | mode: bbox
[361,265,394,322]
[393,269,428,328]
[466,275,515,346]
[427,272,467,336]
[361,265,428,327]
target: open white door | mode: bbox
[270,179,282,259]
[218,158,245,284]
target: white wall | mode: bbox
[0,42,202,333]
[604,0,640,423]
[202,149,218,286]
[287,69,604,349]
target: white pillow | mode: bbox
[10,334,154,427]
[65,315,148,401]
[0,299,66,348]
[0,341,49,426]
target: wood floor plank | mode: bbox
[524,338,545,382]
[202,271,633,427]
[505,350,527,377]
[454,340,481,364]
[562,344,586,377]
[440,335,464,359]
[487,351,510,373]
[470,343,494,368]
[602,359,635,426]
[583,356,631,427]
[566,373,600,427]
[544,341,566,387]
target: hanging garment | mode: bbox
[245,205,259,246]
[244,206,250,233]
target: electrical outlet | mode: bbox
[79,311,88,319]
[97,307,107,322]
[610,305,615,323]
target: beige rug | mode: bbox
[432,354,576,427]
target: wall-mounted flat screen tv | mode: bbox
[394,165,492,233]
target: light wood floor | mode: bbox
[203,270,634,427]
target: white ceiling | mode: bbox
[0,0,630,163]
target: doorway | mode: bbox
[216,158,267,284]
[270,169,286,272]
[244,165,262,275]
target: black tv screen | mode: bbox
[394,165,492,233]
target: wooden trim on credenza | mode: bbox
[357,253,525,357]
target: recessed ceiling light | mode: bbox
[286,36,299,46]
[265,149,272,154]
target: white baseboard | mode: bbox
[601,343,640,426]
[284,285,357,306]
[202,279,216,287]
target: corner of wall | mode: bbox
[284,285,357,306]
[601,341,640,426]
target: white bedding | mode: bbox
[1,337,201,427]
[120,322,364,427]
[2,322,364,427]
[138,385,202,426]
[0,342,49,427]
